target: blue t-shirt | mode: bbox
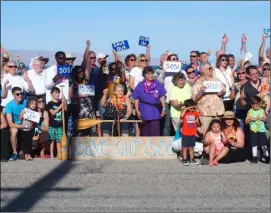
[5,99,27,124]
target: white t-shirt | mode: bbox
[214,67,234,101]
[1,73,29,107]
[28,69,46,96]
[44,65,70,104]
[129,67,144,89]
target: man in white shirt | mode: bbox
[44,51,69,103]
[27,58,47,99]
[1,60,34,107]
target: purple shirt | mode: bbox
[132,80,166,121]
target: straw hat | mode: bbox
[221,111,236,119]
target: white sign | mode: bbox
[23,108,41,123]
[243,52,252,62]
[78,85,95,96]
[203,81,222,93]
[163,61,182,72]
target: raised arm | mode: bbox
[83,39,90,66]
[221,33,228,53]
[146,45,151,64]
[240,33,247,54]
[85,40,91,81]
[259,34,267,66]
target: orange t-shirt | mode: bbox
[181,111,200,136]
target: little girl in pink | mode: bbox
[204,119,228,166]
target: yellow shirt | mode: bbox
[169,83,192,118]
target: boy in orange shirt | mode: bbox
[180,99,202,166]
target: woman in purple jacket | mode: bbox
[132,66,166,136]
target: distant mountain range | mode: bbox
[7,49,162,67]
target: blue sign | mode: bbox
[138,36,150,47]
[112,40,130,52]
[57,65,72,77]
[264,29,270,37]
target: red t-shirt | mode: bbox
[181,111,200,136]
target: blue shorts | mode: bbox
[182,135,196,147]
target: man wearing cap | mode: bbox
[65,53,76,66]
[27,57,49,100]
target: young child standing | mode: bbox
[19,98,37,161]
[204,119,228,166]
[180,99,202,166]
[245,96,269,164]
[46,87,67,159]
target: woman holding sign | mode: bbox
[69,61,98,136]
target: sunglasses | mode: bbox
[8,65,17,68]
[140,59,148,62]
[190,55,197,58]
[77,70,84,74]
[129,58,135,61]
[221,58,228,62]
[37,100,44,103]
[58,57,66,60]
[171,58,179,61]
[66,58,74,61]
[250,72,258,76]
[237,72,246,75]
[209,67,213,71]
[14,92,23,96]
[263,67,270,71]
[90,57,96,59]
[187,70,195,74]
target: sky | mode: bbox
[1,1,270,64]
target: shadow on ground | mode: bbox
[1,160,76,212]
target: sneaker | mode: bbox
[263,155,270,164]
[251,157,258,164]
[182,160,189,166]
[190,159,199,165]
[9,153,18,161]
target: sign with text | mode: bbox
[57,65,72,77]
[112,40,130,52]
[263,29,270,37]
[203,81,222,93]
[23,108,41,123]
[138,36,150,47]
[163,61,182,72]
[78,85,95,96]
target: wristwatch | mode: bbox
[162,107,166,111]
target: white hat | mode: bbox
[97,53,108,60]
[65,53,76,60]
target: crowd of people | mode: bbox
[0,33,270,166]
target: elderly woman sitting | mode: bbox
[132,66,166,136]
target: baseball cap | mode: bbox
[97,53,108,60]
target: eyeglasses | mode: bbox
[90,57,96,59]
[13,92,23,96]
[129,58,135,61]
[8,65,17,68]
[58,57,66,60]
[190,55,197,58]
[221,58,228,62]
[237,72,246,75]
[187,70,195,74]
[171,58,179,61]
[250,72,258,76]
[140,59,148,62]
[263,67,270,71]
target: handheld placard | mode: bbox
[112,40,130,52]
[203,81,222,93]
[57,65,72,78]
[138,36,150,47]
[263,29,270,37]
[163,61,182,72]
